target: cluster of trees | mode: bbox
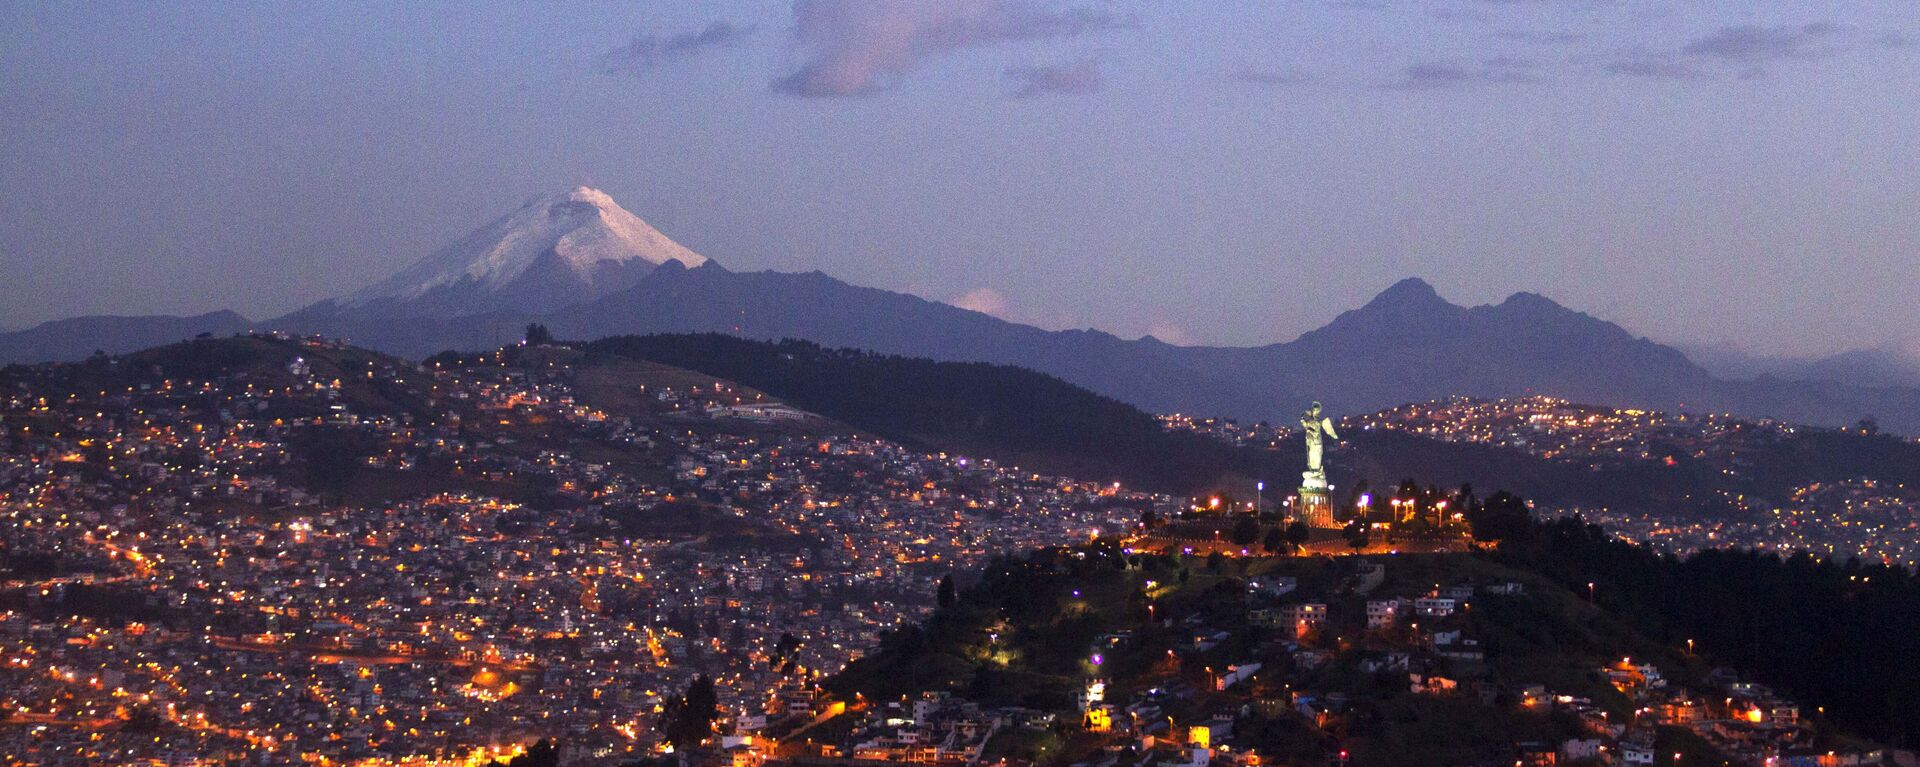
[1219,515,1311,554]
[1471,495,1920,746]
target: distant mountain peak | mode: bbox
[1498,291,1565,311]
[1351,278,1463,319]
[550,185,615,207]
[343,187,708,308]
[1384,276,1436,293]
[1290,278,1466,346]
[1368,277,1446,307]
[1487,291,1621,335]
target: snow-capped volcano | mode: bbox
[342,187,708,314]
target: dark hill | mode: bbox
[580,334,1920,518]
[1479,507,1920,745]
[0,333,431,417]
[581,333,1275,495]
[0,310,252,364]
[577,334,1672,510]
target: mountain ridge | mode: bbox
[6,188,1917,432]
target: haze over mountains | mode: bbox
[1684,341,1920,391]
[5,188,1917,432]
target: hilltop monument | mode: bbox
[1298,401,1338,528]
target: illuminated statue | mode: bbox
[1297,401,1339,528]
[1300,401,1338,481]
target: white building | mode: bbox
[1414,597,1457,617]
[1366,599,1400,629]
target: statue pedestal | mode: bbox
[1298,470,1335,529]
[1296,489,1334,529]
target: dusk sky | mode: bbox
[2,1,1916,357]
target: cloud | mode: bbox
[1681,23,1846,62]
[951,288,1011,317]
[948,287,1082,329]
[1606,22,1856,81]
[773,0,1128,97]
[601,21,755,76]
[1384,57,1538,89]
[1005,57,1102,97]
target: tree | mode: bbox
[773,632,803,674]
[966,662,1005,702]
[1285,521,1311,551]
[1343,521,1369,552]
[524,323,554,346]
[1206,550,1225,573]
[1466,491,1531,542]
[1262,527,1286,555]
[1230,517,1261,546]
[664,675,719,750]
[937,574,957,609]
[494,739,558,767]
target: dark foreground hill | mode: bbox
[579,333,1281,496]
[17,332,1913,520]
[0,332,430,416]
[579,334,1920,518]
[1477,504,1920,747]
[824,502,1920,765]
[582,333,1614,502]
